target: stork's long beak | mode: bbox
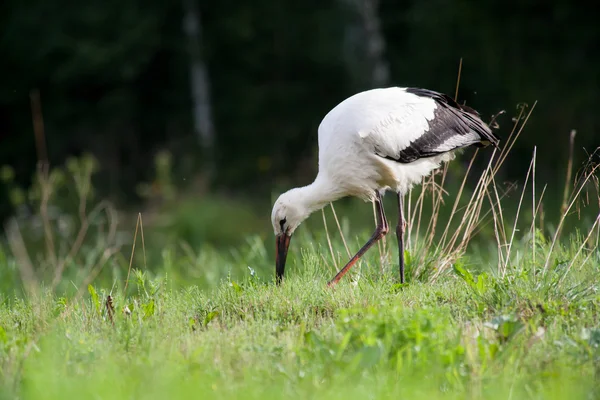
[275,233,292,284]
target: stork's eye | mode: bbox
[279,217,287,230]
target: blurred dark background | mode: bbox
[0,0,599,225]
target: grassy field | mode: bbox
[1,225,600,400]
[1,112,600,398]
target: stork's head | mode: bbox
[271,188,312,284]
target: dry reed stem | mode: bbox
[560,212,600,283]
[329,202,351,259]
[485,187,505,272]
[321,208,338,270]
[492,102,537,177]
[124,213,147,294]
[373,200,385,275]
[443,150,496,254]
[424,165,449,251]
[29,91,57,268]
[454,58,463,102]
[561,130,577,217]
[489,173,508,271]
[36,166,58,267]
[439,149,479,247]
[5,219,38,297]
[52,200,116,289]
[413,176,427,245]
[532,146,537,265]
[503,148,538,276]
[432,101,537,279]
[542,163,600,275]
[466,182,517,245]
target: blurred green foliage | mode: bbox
[1,0,599,224]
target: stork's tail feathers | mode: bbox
[448,101,501,150]
[474,110,505,149]
[467,113,501,149]
[405,87,501,149]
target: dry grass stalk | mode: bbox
[454,58,463,102]
[321,208,338,271]
[502,148,537,277]
[52,200,117,290]
[329,202,351,259]
[4,219,38,297]
[542,162,600,276]
[420,101,537,282]
[561,130,577,217]
[124,213,147,294]
[532,146,537,265]
[561,212,600,283]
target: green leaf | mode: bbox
[404,249,412,267]
[475,272,490,295]
[204,311,219,327]
[336,331,352,361]
[453,262,475,289]
[0,325,7,344]
[498,320,523,341]
[142,299,155,319]
[230,281,243,293]
[88,284,100,314]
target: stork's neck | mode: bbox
[295,174,344,215]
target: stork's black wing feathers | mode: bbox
[381,87,500,164]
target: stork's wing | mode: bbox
[363,88,500,164]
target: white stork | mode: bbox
[271,87,499,286]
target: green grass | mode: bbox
[1,135,599,398]
[1,231,600,400]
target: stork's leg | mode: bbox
[397,192,406,284]
[327,191,389,287]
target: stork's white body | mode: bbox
[271,86,499,285]
[317,87,458,202]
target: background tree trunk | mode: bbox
[341,0,390,89]
[182,0,215,155]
